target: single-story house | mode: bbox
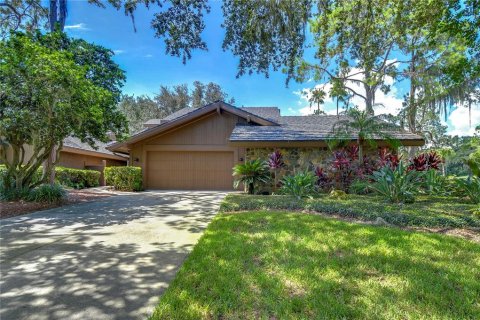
[107,101,424,191]
[3,136,127,185]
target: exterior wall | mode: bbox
[246,147,331,175]
[128,111,247,189]
[58,151,125,169]
[246,147,383,174]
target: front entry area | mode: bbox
[146,151,234,190]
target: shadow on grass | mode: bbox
[151,212,480,319]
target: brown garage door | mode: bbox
[146,151,234,190]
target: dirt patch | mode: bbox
[0,188,114,219]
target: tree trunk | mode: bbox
[365,87,374,116]
[358,138,364,163]
[364,69,374,115]
[248,182,254,195]
[49,0,67,32]
[407,51,417,133]
[48,147,57,185]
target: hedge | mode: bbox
[104,166,143,191]
[0,165,100,189]
[220,194,480,229]
[55,167,100,189]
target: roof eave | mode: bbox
[108,101,279,152]
[62,146,128,161]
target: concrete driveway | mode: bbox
[0,191,227,320]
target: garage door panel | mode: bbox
[147,151,234,190]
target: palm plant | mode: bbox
[307,87,326,114]
[330,107,400,162]
[233,159,270,194]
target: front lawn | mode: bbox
[220,194,480,228]
[150,212,480,319]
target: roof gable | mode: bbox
[108,101,278,152]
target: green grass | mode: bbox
[150,212,480,319]
[220,194,480,228]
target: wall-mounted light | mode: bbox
[239,157,244,162]
[134,157,140,162]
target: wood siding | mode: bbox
[129,111,245,190]
[146,151,234,190]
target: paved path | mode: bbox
[0,191,226,320]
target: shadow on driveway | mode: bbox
[0,191,226,320]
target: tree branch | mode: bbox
[344,85,367,101]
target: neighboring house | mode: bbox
[108,101,424,190]
[3,136,127,185]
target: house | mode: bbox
[108,101,424,191]
[3,136,127,185]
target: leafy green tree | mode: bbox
[222,0,478,121]
[395,0,479,136]
[1,0,211,62]
[191,81,234,108]
[154,83,190,116]
[330,107,399,162]
[118,95,159,132]
[119,81,235,132]
[0,32,127,193]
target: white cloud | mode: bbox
[447,105,480,136]
[64,23,89,31]
[144,54,153,58]
[113,49,124,55]
[294,67,404,116]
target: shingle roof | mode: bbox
[63,136,127,157]
[230,115,423,141]
[240,107,281,121]
[122,103,423,150]
[162,107,198,121]
[155,105,280,124]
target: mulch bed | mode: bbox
[0,189,114,220]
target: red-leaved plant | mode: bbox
[314,167,333,191]
[268,150,285,192]
[409,151,443,171]
[378,148,401,169]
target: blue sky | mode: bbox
[65,1,308,110]
[64,1,478,135]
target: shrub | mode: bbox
[455,176,480,204]
[409,151,443,171]
[55,167,101,189]
[233,159,270,194]
[220,194,480,228]
[368,161,423,203]
[422,169,450,195]
[280,171,317,199]
[104,166,143,191]
[348,179,371,195]
[27,184,66,203]
[0,185,32,201]
[268,150,285,192]
[314,167,333,192]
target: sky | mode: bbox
[63,1,479,136]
